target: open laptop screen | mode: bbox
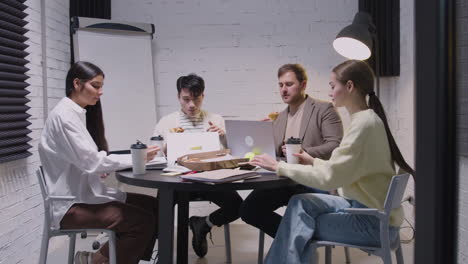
[225,120,276,159]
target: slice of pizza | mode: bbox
[170,127,185,133]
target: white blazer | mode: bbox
[39,97,132,229]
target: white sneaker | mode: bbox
[74,251,92,264]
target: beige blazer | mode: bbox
[273,95,343,160]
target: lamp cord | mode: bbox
[372,33,381,97]
[400,199,415,244]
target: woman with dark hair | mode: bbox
[249,60,414,264]
[39,61,160,264]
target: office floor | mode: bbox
[47,222,414,264]
[46,182,415,263]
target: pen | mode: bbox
[184,171,200,175]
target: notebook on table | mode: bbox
[180,169,259,184]
[146,157,167,170]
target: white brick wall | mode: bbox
[112,0,357,120]
[0,0,70,263]
[112,0,416,227]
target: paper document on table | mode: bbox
[163,165,191,173]
[180,169,258,184]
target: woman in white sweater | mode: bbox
[250,60,415,264]
[39,61,159,264]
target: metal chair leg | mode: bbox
[107,230,117,264]
[395,243,404,264]
[344,247,351,263]
[68,233,76,264]
[39,226,49,264]
[310,245,319,264]
[382,251,392,264]
[258,231,265,264]
[224,224,232,263]
[325,246,332,264]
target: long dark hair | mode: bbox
[332,60,415,177]
[65,61,109,152]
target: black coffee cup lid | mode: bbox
[131,140,147,149]
[150,135,164,141]
[286,137,302,144]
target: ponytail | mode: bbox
[333,60,415,178]
[368,94,415,176]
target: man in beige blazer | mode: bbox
[240,64,343,238]
[272,95,343,159]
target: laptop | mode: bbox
[225,120,277,159]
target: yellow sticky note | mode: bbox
[244,152,255,161]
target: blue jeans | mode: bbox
[240,184,328,238]
[264,193,399,264]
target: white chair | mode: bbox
[310,173,410,264]
[37,167,117,264]
[257,230,351,264]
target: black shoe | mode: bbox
[189,216,211,258]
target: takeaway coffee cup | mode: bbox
[285,137,302,164]
[131,140,147,175]
[150,135,164,157]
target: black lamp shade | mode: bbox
[333,12,374,60]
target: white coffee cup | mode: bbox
[285,137,302,164]
[131,141,147,175]
[150,135,164,157]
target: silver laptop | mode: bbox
[225,120,277,159]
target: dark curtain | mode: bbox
[359,0,400,77]
[70,0,111,19]
[69,0,111,63]
[0,0,32,163]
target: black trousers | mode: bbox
[240,184,328,238]
[188,190,243,227]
